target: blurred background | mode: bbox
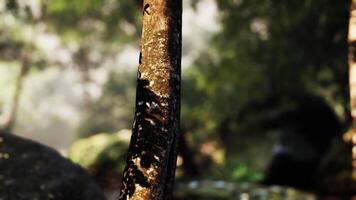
[0,0,354,199]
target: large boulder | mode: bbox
[262,96,342,191]
[0,132,106,200]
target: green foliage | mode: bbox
[232,1,343,92]
[231,164,263,182]
[68,130,130,177]
[183,0,350,139]
[179,0,351,183]
[46,0,142,42]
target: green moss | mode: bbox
[68,130,130,176]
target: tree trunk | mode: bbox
[179,130,199,177]
[1,53,30,131]
[0,1,46,132]
[119,0,182,200]
[348,0,356,181]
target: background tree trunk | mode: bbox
[0,0,46,132]
[1,53,30,131]
[179,130,199,177]
[348,0,356,182]
[119,0,182,200]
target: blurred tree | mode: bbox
[181,0,351,182]
[119,0,182,199]
[46,0,142,43]
[1,52,31,131]
[187,0,350,135]
[0,0,144,135]
[78,71,136,136]
[348,0,356,182]
[0,0,45,131]
[44,0,145,136]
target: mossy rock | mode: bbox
[0,132,106,200]
[68,130,130,188]
[174,181,316,200]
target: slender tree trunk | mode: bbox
[1,53,30,131]
[348,0,356,182]
[119,0,182,200]
[0,0,46,132]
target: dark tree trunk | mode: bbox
[179,131,199,177]
[349,0,356,188]
[119,0,182,199]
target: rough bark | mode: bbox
[118,0,182,200]
[349,0,356,181]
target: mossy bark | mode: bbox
[119,0,182,199]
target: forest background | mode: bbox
[0,0,352,193]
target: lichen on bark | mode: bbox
[118,0,182,199]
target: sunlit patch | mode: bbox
[17,0,43,19]
[176,155,183,167]
[0,153,10,159]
